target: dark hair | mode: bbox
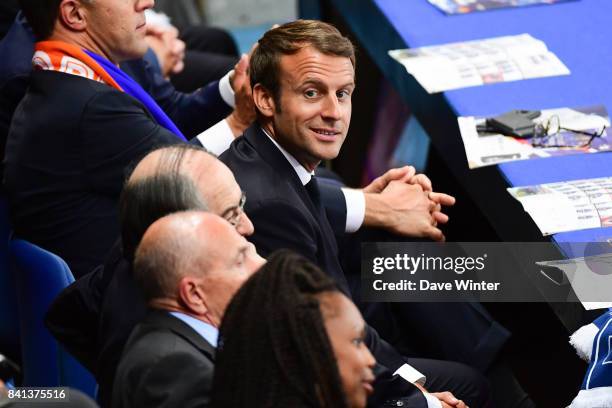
[250,19,355,109]
[18,0,63,40]
[119,144,209,260]
[211,250,349,408]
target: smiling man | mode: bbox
[219,20,485,408]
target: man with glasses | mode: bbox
[47,144,255,407]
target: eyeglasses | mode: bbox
[222,191,246,227]
[531,115,607,148]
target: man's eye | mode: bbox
[352,338,364,346]
[337,90,350,99]
[304,89,318,98]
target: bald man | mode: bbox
[112,211,264,408]
[46,144,256,406]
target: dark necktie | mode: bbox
[304,176,321,210]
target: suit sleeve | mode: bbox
[121,55,232,138]
[318,180,348,236]
[79,90,183,196]
[132,352,213,408]
[246,199,319,263]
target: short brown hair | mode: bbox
[250,19,355,108]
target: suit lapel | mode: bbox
[143,310,216,361]
[244,125,321,219]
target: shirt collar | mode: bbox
[169,311,218,348]
[262,127,314,186]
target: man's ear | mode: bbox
[252,84,276,118]
[178,277,209,316]
[58,0,88,32]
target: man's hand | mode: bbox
[362,166,455,238]
[364,181,445,241]
[363,165,416,194]
[431,392,468,408]
[145,25,186,77]
[414,384,468,408]
[227,54,256,136]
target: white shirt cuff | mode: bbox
[341,188,365,233]
[393,364,426,386]
[423,392,443,408]
[196,119,234,156]
[219,70,235,108]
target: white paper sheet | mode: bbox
[389,34,570,93]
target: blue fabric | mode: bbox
[84,49,187,141]
[498,153,611,187]
[169,312,218,347]
[581,309,612,390]
[10,239,96,397]
[553,227,612,258]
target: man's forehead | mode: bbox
[279,47,355,84]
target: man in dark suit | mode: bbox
[220,19,539,407]
[112,210,265,408]
[219,20,496,408]
[5,0,254,279]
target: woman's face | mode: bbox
[321,293,376,408]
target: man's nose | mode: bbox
[138,0,155,11]
[321,94,342,121]
[236,212,254,236]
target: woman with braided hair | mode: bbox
[212,249,376,408]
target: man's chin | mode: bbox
[119,44,149,62]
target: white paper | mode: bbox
[389,34,570,93]
[508,177,612,236]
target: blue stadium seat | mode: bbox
[0,195,19,361]
[9,238,96,397]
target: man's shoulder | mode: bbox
[119,314,213,370]
[220,127,300,202]
[219,128,269,172]
[30,70,117,96]
[113,314,214,406]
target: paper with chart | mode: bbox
[389,34,569,93]
[458,105,611,169]
[428,0,576,15]
[508,177,612,235]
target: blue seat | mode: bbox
[10,239,96,397]
[0,196,19,361]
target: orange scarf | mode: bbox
[33,40,123,91]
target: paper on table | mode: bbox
[458,106,611,169]
[536,253,612,310]
[428,0,575,15]
[508,177,612,235]
[389,34,570,93]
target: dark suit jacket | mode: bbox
[3,70,183,278]
[220,125,349,290]
[0,14,231,182]
[220,125,426,407]
[112,310,215,408]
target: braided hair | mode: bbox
[211,249,350,408]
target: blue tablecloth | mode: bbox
[350,0,612,252]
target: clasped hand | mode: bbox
[363,166,455,241]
